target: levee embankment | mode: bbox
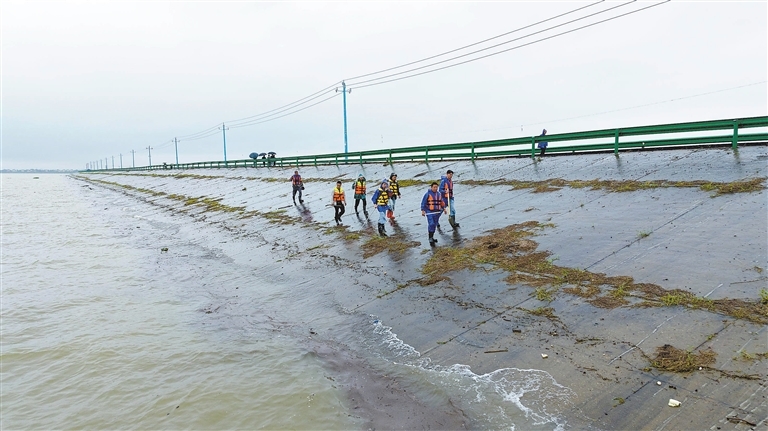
[77,145,767,429]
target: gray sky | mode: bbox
[2,1,766,170]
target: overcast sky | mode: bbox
[2,1,766,170]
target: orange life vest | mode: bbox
[333,186,345,202]
[354,179,366,195]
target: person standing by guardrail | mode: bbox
[291,170,304,204]
[353,173,368,216]
[387,173,401,220]
[421,182,447,245]
[538,129,548,156]
[371,180,391,237]
[332,181,346,225]
[439,170,460,229]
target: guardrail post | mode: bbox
[425,147,429,163]
[359,152,363,165]
[314,157,317,167]
[471,144,475,161]
[732,120,739,149]
[335,154,338,166]
[614,129,620,155]
[389,150,392,166]
[531,137,536,159]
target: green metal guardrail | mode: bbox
[88,116,768,172]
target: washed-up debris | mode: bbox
[512,329,522,333]
[726,416,756,426]
[668,399,681,407]
[656,381,662,386]
[484,349,508,354]
[541,353,548,359]
[161,247,169,252]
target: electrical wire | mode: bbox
[229,93,341,129]
[227,88,338,128]
[226,81,341,125]
[520,80,768,128]
[349,1,669,90]
[344,0,605,82]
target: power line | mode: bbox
[169,3,629,139]
[226,82,341,125]
[520,80,768,128]
[229,93,341,129]
[344,0,606,82]
[349,1,670,90]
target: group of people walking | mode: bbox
[289,169,460,245]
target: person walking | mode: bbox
[537,129,548,156]
[421,182,447,245]
[387,173,401,219]
[371,180,391,236]
[291,170,304,204]
[332,181,346,225]
[353,173,368,215]
[439,169,460,229]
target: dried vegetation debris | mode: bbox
[651,344,716,373]
[418,221,768,324]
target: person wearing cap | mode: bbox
[387,173,401,219]
[332,181,346,225]
[352,173,368,215]
[291,170,304,204]
[371,180,391,236]
[439,169,460,229]
[421,182,447,245]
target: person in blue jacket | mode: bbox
[439,170,459,229]
[537,129,548,156]
[371,180,391,236]
[421,182,447,245]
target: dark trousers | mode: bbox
[292,186,302,201]
[354,198,367,212]
[427,212,442,233]
[334,202,345,220]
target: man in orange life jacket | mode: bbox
[291,170,304,204]
[332,181,346,225]
[421,182,447,245]
[352,173,368,216]
[371,180,391,236]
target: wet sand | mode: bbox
[79,144,767,429]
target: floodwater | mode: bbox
[2,173,576,430]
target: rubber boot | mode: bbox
[378,223,388,237]
[449,216,460,229]
[428,232,437,245]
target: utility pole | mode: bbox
[119,154,123,169]
[112,155,115,169]
[130,150,136,168]
[146,146,153,167]
[219,123,229,162]
[174,137,179,167]
[337,81,351,157]
[105,157,109,170]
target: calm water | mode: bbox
[2,174,575,430]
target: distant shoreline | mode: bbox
[1,170,77,174]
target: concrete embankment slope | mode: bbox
[79,145,767,430]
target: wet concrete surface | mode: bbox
[79,145,767,430]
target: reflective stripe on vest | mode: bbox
[376,188,390,205]
[427,192,443,211]
[333,187,345,202]
[354,180,366,195]
[390,181,399,196]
